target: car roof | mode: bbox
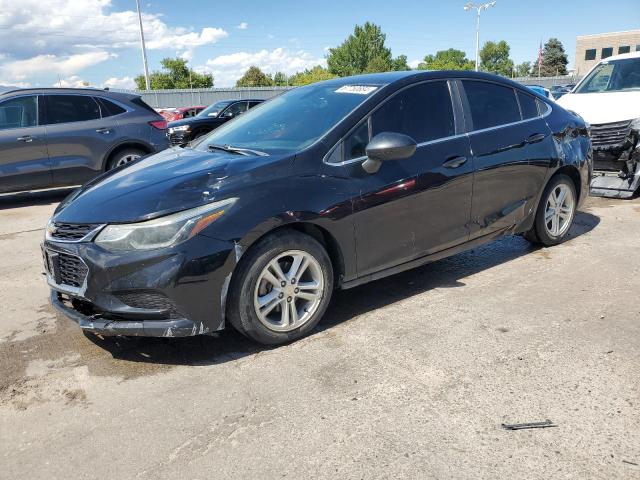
[0,87,139,101]
[321,69,523,86]
[313,70,531,93]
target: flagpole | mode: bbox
[538,39,542,78]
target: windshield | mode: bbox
[575,57,640,93]
[194,83,380,154]
[197,101,233,118]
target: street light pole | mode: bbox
[135,0,151,90]
[464,2,497,72]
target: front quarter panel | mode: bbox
[198,149,358,283]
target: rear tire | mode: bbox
[525,174,577,247]
[107,148,145,170]
[227,230,334,345]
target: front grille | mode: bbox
[50,222,99,241]
[590,120,632,149]
[114,290,184,319]
[168,133,185,145]
[57,252,88,288]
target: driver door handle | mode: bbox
[96,128,111,134]
[525,133,546,144]
[443,156,467,169]
[17,135,35,143]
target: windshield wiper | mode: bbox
[207,144,268,157]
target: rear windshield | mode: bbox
[195,83,379,154]
[575,57,640,93]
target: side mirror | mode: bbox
[362,132,417,174]
[224,111,235,118]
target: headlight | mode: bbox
[95,198,236,251]
[169,125,190,133]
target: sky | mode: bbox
[0,0,638,89]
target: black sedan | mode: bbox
[167,99,263,145]
[43,71,592,345]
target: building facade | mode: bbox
[575,30,640,75]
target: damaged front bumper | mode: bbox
[590,120,640,199]
[43,234,236,337]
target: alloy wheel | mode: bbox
[544,183,575,237]
[115,153,141,168]
[253,250,324,332]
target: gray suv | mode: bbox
[0,88,169,194]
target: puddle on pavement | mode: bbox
[0,303,260,410]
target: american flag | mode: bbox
[537,40,543,68]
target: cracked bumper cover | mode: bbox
[45,234,236,337]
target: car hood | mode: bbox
[557,91,640,124]
[54,147,290,224]
[169,116,219,128]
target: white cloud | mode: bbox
[102,76,137,90]
[0,52,113,82]
[409,59,422,69]
[0,0,228,83]
[55,75,91,87]
[202,48,326,87]
[237,22,249,30]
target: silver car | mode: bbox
[0,88,169,194]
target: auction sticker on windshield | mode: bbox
[335,85,378,95]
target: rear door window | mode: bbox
[45,95,101,124]
[96,97,126,117]
[517,91,539,120]
[462,80,521,130]
[0,96,38,130]
[371,81,455,143]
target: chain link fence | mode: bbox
[116,75,582,109]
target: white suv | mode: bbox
[558,51,640,198]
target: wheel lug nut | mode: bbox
[294,288,299,294]
[287,297,292,302]
[278,293,284,299]
[281,281,286,287]
[291,278,296,284]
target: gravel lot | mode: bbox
[0,189,639,480]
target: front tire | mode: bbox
[227,230,334,345]
[525,174,577,246]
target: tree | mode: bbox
[288,66,337,86]
[327,22,407,76]
[514,61,532,77]
[479,40,514,77]
[235,66,273,87]
[135,57,213,90]
[272,71,288,86]
[538,38,569,76]
[417,49,474,71]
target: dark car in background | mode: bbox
[44,71,591,346]
[167,99,263,145]
[0,88,169,194]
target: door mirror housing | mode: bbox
[362,132,417,174]
[223,111,235,118]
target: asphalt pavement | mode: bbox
[0,190,639,479]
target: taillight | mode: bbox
[149,120,168,130]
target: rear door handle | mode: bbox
[525,133,546,144]
[442,156,467,169]
[96,128,111,134]
[17,135,34,143]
